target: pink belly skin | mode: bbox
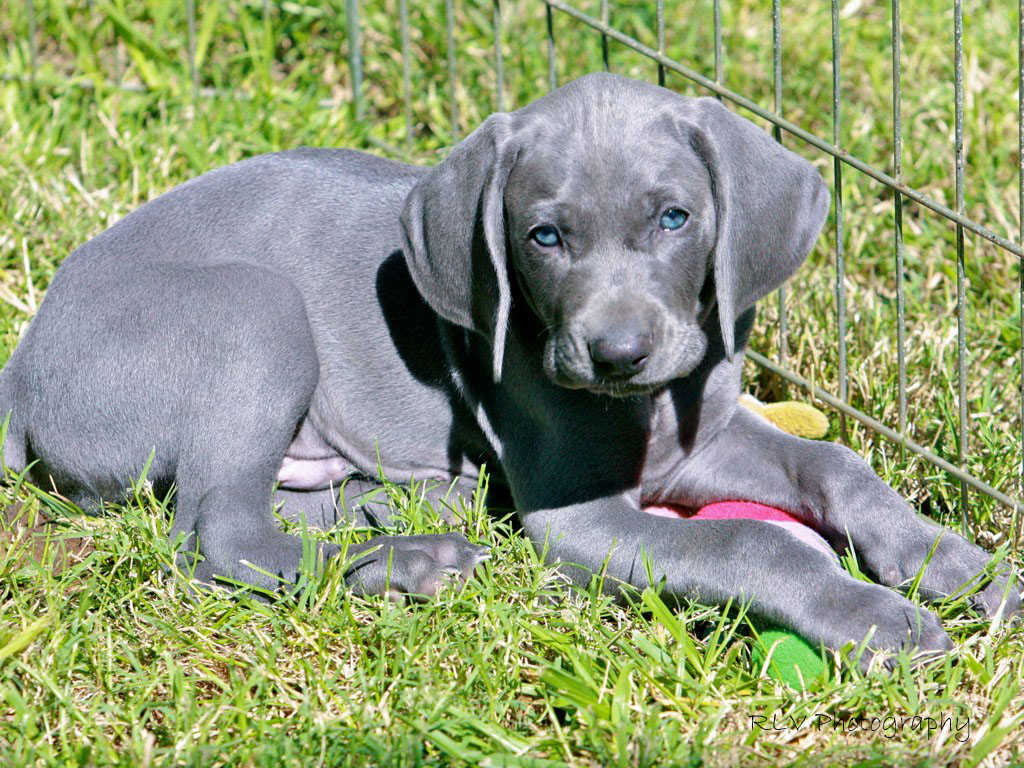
[644,504,688,519]
[276,455,353,490]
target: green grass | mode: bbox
[1,0,1023,765]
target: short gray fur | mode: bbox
[1,74,1017,661]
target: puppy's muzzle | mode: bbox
[587,327,653,379]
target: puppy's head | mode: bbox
[401,73,829,395]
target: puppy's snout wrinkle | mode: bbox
[588,329,653,379]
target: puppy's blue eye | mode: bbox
[530,225,561,247]
[659,208,689,231]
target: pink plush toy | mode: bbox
[643,500,838,563]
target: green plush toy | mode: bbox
[750,624,830,688]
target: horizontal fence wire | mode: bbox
[542,0,1023,517]
[748,351,1024,515]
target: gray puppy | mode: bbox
[1,73,1017,656]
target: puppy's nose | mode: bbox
[588,332,653,378]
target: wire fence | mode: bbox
[8,0,1024,529]
[544,0,1024,525]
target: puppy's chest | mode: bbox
[640,386,736,492]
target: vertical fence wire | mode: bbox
[546,2,557,90]
[493,0,504,111]
[771,1,782,144]
[601,0,610,71]
[772,0,787,381]
[1020,0,1024,518]
[262,0,272,86]
[954,0,970,533]
[657,0,665,87]
[26,0,37,87]
[185,0,199,107]
[446,0,459,141]
[891,0,907,447]
[832,0,848,442]
[113,9,124,88]
[713,0,722,101]
[346,0,363,120]
[399,0,413,153]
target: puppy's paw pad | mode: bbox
[369,533,490,597]
[456,543,491,576]
[410,565,463,597]
[411,533,491,577]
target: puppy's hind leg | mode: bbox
[0,367,28,476]
[169,265,489,599]
[166,267,335,593]
[173,392,336,594]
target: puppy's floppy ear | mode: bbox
[683,97,830,360]
[400,113,518,382]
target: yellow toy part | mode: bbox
[739,394,830,440]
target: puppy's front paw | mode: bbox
[345,532,490,598]
[863,525,1021,619]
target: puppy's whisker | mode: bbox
[533,322,560,343]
